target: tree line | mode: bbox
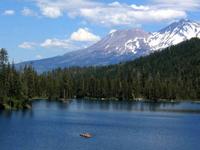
[0,38,200,109]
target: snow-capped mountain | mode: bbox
[17,19,200,72]
[148,19,200,51]
[91,28,150,55]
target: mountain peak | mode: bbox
[148,19,200,51]
[178,18,191,23]
[89,27,150,55]
[108,28,147,37]
[18,19,200,72]
[160,19,200,34]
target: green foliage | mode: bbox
[35,38,200,100]
[0,48,8,67]
[0,38,200,109]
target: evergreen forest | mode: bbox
[0,38,200,109]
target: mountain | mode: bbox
[148,19,200,51]
[17,19,200,72]
[20,38,200,100]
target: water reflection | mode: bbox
[20,109,34,118]
[1,99,200,116]
[68,99,200,114]
[0,109,34,119]
[0,110,12,119]
[56,100,73,110]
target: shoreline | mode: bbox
[78,97,200,103]
[0,100,32,111]
[1,97,200,111]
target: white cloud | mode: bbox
[3,10,15,16]
[70,28,100,42]
[38,4,63,18]
[18,27,98,51]
[32,0,200,26]
[152,0,200,11]
[35,0,99,19]
[36,54,43,59]
[41,38,70,48]
[131,5,150,10]
[21,7,38,16]
[40,38,84,50]
[18,42,36,49]
[80,7,186,26]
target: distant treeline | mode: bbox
[0,38,200,109]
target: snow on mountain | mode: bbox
[125,37,149,54]
[17,19,200,72]
[88,28,150,55]
[87,19,200,56]
[148,19,200,51]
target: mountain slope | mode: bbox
[18,28,151,72]
[31,38,200,100]
[17,19,200,72]
[148,19,200,51]
[70,38,200,100]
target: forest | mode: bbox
[0,38,200,109]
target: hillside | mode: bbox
[1,38,200,106]
[17,19,200,72]
[37,38,200,100]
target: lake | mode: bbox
[0,99,200,150]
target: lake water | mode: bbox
[0,99,200,150]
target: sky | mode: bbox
[0,0,200,62]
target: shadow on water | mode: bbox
[56,100,73,110]
[2,99,200,115]
[0,110,13,119]
[20,109,35,118]
[78,99,167,111]
[71,99,200,114]
[0,109,34,119]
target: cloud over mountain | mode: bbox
[70,28,100,42]
[33,0,200,26]
[19,28,99,51]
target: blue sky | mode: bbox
[0,0,200,62]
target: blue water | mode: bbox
[0,100,200,150]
